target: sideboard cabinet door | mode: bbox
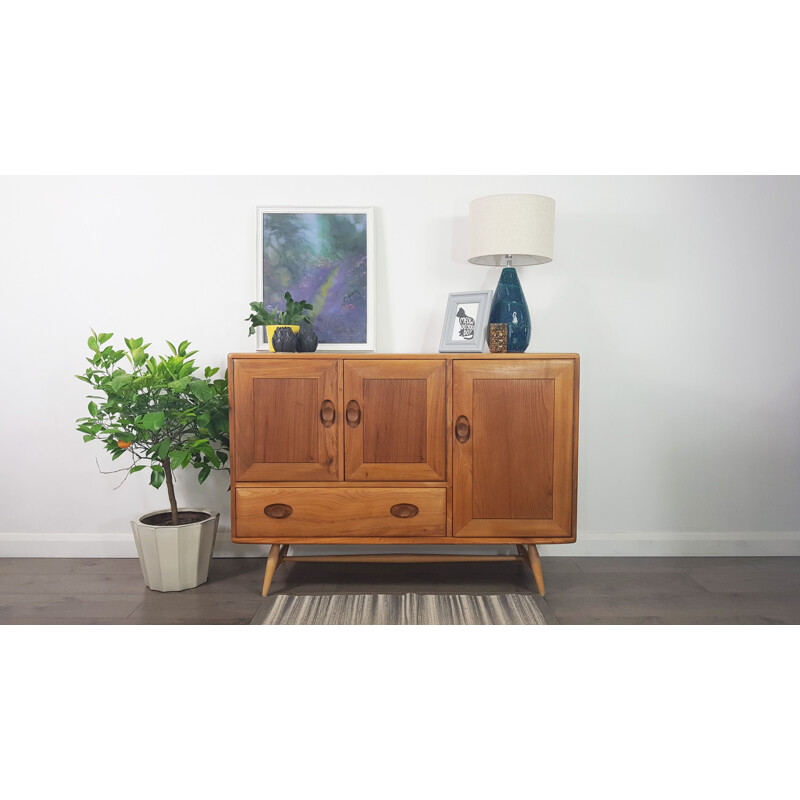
[232,358,340,481]
[344,359,446,481]
[452,358,578,538]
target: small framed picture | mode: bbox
[438,290,493,353]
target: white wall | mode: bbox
[1,176,799,556]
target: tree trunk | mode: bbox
[162,459,179,526]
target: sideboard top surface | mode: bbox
[228,352,580,360]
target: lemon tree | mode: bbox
[76,331,229,525]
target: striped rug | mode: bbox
[253,593,552,625]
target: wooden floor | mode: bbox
[1,555,800,624]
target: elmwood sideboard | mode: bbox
[228,353,579,596]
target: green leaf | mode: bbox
[140,411,165,431]
[157,439,171,460]
[196,443,220,466]
[198,465,211,484]
[131,347,146,366]
[188,380,214,401]
[88,335,99,352]
[109,374,133,392]
[179,361,195,379]
[130,465,146,473]
[168,376,191,393]
[149,468,165,489]
[88,401,99,417]
[83,434,95,442]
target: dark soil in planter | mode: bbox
[140,511,211,527]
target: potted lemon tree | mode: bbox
[76,331,229,591]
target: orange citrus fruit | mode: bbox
[117,439,132,449]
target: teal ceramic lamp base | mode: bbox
[487,267,531,352]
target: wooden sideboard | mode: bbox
[228,353,579,596]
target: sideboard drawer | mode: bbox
[235,488,447,538]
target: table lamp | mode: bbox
[468,193,555,352]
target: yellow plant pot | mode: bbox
[265,325,300,352]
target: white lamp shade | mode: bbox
[468,193,555,267]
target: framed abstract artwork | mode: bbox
[256,207,375,351]
[438,290,493,353]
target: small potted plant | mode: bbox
[247,291,313,352]
[76,331,229,591]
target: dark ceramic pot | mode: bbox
[271,326,297,352]
[297,327,319,353]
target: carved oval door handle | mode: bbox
[455,415,471,444]
[264,503,293,519]
[319,399,336,428]
[390,503,419,519]
[346,399,362,428]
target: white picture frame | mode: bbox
[438,290,493,353]
[256,206,375,352]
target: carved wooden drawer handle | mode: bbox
[264,503,293,519]
[319,399,336,428]
[346,399,361,428]
[455,415,471,444]
[390,503,419,519]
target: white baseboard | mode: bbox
[1,531,800,558]
[0,531,267,558]
[540,531,800,557]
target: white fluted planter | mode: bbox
[131,508,219,592]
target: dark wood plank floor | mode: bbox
[1,556,799,624]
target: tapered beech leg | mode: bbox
[262,544,282,597]
[527,544,546,597]
[277,545,289,566]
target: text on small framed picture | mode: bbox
[439,290,493,353]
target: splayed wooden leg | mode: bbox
[262,544,282,597]
[527,544,546,597]
[277,545,289,566]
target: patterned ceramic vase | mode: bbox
[487,267,531,352]
[297,327,319,353]
[271,326,297,352]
